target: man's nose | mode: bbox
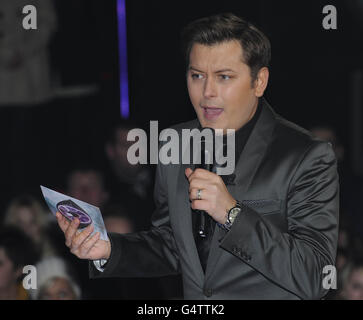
[203,77,217,99]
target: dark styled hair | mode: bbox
[181,13,271,83]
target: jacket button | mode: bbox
[232,246,242,255]
[204,288,213,297]
[245,255,251,262]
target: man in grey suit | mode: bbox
[56,13,339,299]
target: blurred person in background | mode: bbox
[310,125,363,245]
[29,256,81,300]
[0,0,56,105]
[336,228,350,272]
[324,217,361,299]
[102,203,134,234]
[325,213,363,299]
[3,195,56,258]
[0,226,39,300]
[66,167,109,209]
[334,213,353,273]
[0,0,57,209]
[309,126,345,162]
[309,125,355,207]
[104,120,154,230]
[336,262,363,300]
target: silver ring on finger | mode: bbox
[197,189,202,200]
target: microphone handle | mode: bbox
[198,210,206,237]
[197,162,213,238]
[195,133,215,238]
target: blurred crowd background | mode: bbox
[0,0,363,300]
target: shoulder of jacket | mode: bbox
[267,114,335,173]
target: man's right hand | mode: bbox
[56,212,111,261]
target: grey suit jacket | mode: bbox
[90,98,339,300]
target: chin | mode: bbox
[197,116,223,130]
[204,120,227,131]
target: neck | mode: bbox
[233,98,259,133]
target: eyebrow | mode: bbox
[188,66,237,73]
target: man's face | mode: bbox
[104,216,133,234]
[109,129,131,167]
[0,248,20,290]
[68,172,108,208]
[106,128,142,174]
[12,206,41,244]
[40,277,77,300]
[187,40,268,132]
[343,268,363,300]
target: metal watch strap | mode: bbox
[218,200,242,231]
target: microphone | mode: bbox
[194,128,215,238]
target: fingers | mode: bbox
[56,212,70,233]
[191,199,210,211]
[56,212,101,259]
[189,178,210,193]
[79,232,100,257]
[185,167,193,179]
[65,218,80,247]
[189,187,212,202]
[69,224,94,253]
[189,187,199,201]
[186,168,218,184]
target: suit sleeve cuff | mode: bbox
[89,233,122,278]
[220,203,259,262]
[92,259,108,272]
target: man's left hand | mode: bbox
[185,167,236,224]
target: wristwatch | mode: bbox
[221,200,242,231]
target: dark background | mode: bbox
[52,0,362,160]
[2,0,363,218]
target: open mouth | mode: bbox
[202,107,224,120]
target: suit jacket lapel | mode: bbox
[205,98,278,281]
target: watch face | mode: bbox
[229,207,241,223]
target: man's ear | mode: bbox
[254,67,269,97]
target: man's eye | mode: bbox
[220,74,231,80]
[191,73,203,80]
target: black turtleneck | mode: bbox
[192,98,263,273]
[233,99,262,164]
[219,98,262,184]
